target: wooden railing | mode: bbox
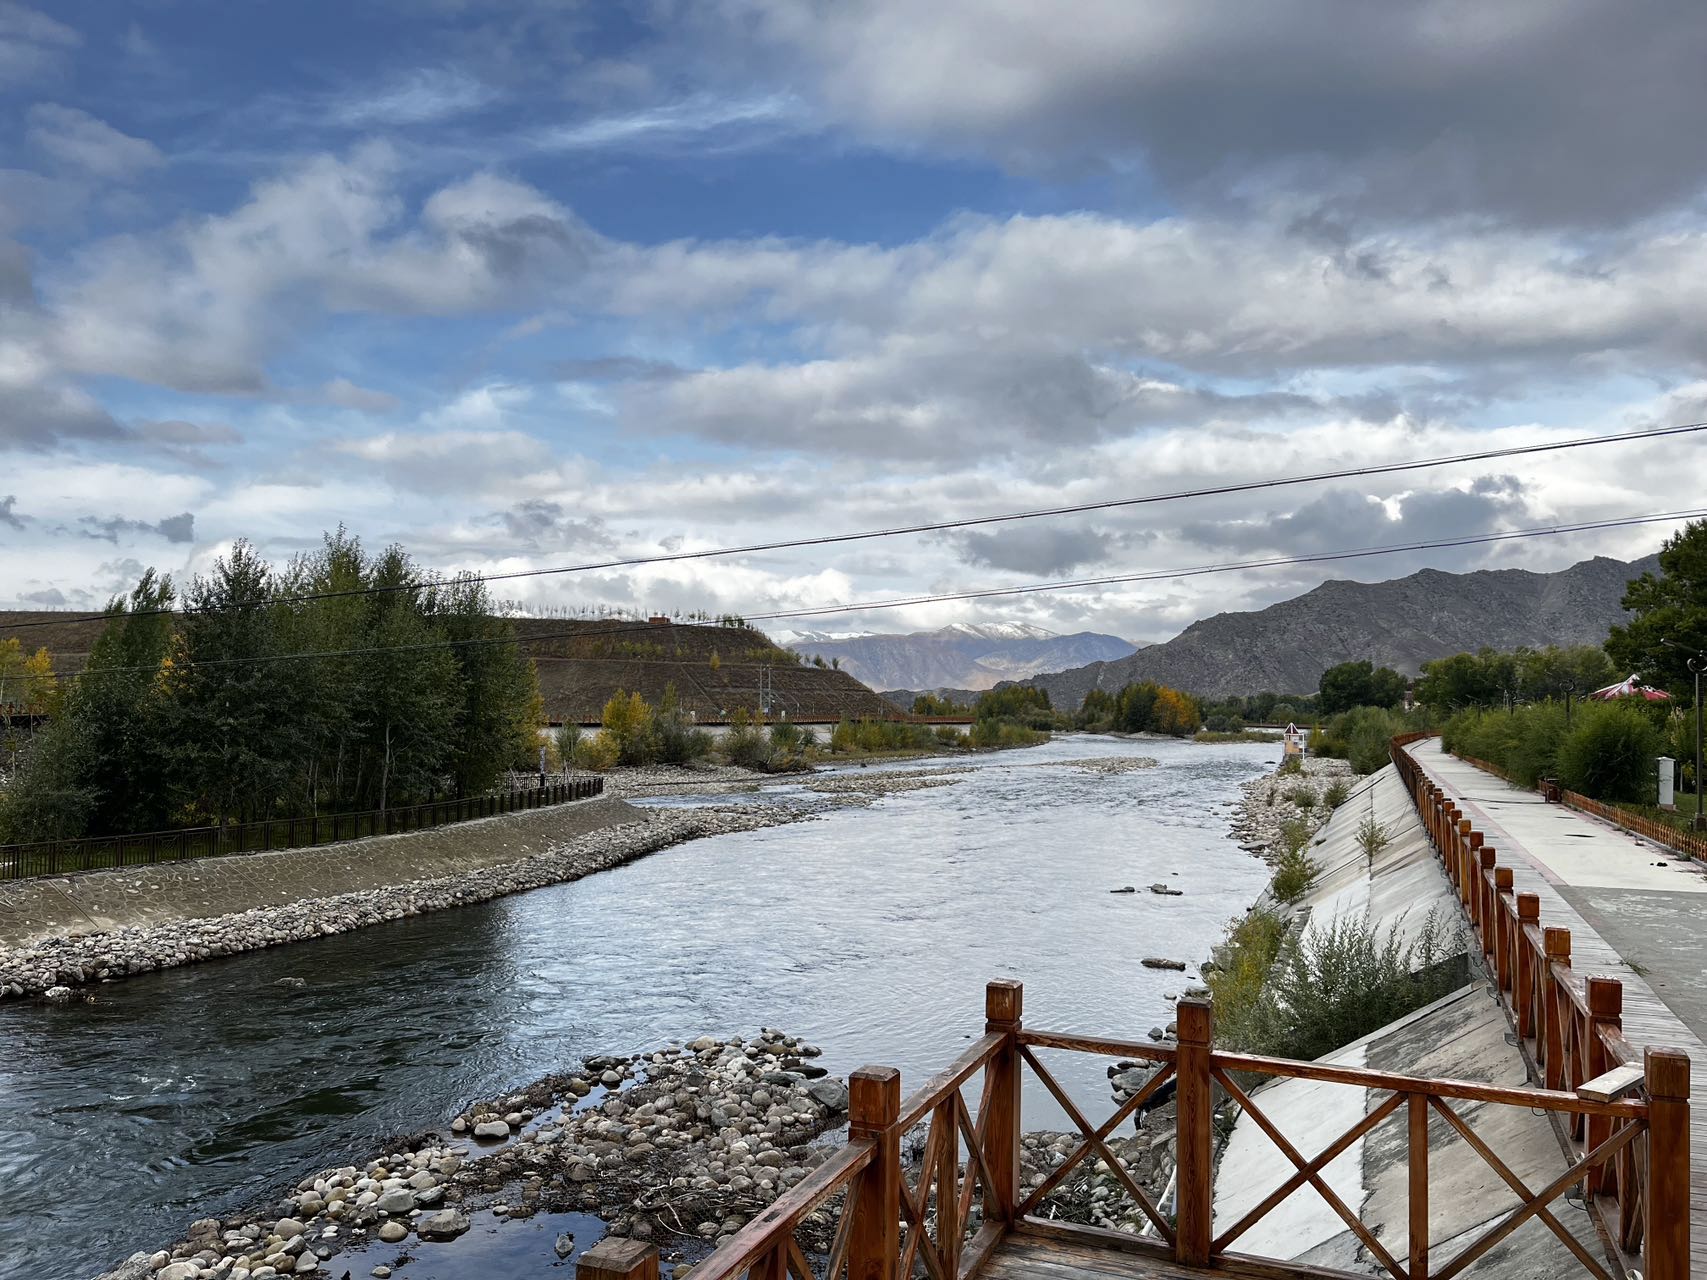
[0,777,604,880]
[593,980,1686,1280]
[1391,735,1692,1271]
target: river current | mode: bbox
[0,735,1277,1280]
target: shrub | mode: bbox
[968,718,1050,748]
[1277,755,1303,777]
[652,684,712,765]
[1240,912,1461,1061]
[1284,784,1316,810]
[1276,815,1311,858]
[570,731,620,772]
[1313,706,1417,774]
[1556,702,1665,802]
[1357,811,1391,867]
[934,725,965,746]
[764,721,814,771]
[1322,779,1351,808]
[723,713,772,770]
[1270,846,1318,904]
[1206,908,1291,1051]
[601,690,657,766]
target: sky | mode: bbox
[2,1,1706,644]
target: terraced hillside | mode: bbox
[0,612,898,724]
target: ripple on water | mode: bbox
[0,735,1277,1280]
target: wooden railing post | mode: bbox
[579,1238,658,1280]
[1542,928,1571,1089]
[1645,1046,1691,1280]
[1584,977,1622,1181]
[1478,848,1497,960]
[1408,1092,1429,1280]
[1515,893,1540,1038]
[848,1066,901,1280]
[1494,867,1515,991]
[1175,998,1214,1268]
[983,980,1023,1226]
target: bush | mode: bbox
[828,717,939,754]
[968,718,1050,748]
[1244,912,1461,1060]
[1322,779,1351,808]
[1270,846,1318,904]
[1284,785,1316,810]
[1448,699,1667,802]
[570,731,620,771]
[934,725,965,746]
[601,690,657,766]
[1277,754,1303,777]
[1313,706,1417,773]
[1357,811,1391,867]
[1206,909,1291,1051]
[723,713,773,770]
[652,685,712,765]
[1556,702,1665,802]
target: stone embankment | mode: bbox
[100,1032,851,1280]
[1226,756,1354,863]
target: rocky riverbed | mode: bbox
[100,1031,1196,1280]
[99,1032,850,1280]
[1041,756,1159,775]
[1226,755,1355,863]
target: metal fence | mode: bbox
[0,776,605,881]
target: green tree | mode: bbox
[1318,660,1406,714]
[1607,519,1707,698]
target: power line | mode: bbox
[23,505,1705,684]
[2,420,1702,634]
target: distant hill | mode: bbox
[0,611,899,724]
[1024,554,1657,707]
[782,622,1136,691]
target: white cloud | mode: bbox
[0,3,79,85]
[26,104,163,178]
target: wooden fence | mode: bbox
[0,777,604,881]
[602,979,1687,1280]
[1391,734,1690,1271]
[1451,748,1707,861]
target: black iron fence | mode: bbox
[0,777,605,881]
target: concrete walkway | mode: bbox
[1404,738,1707,1276]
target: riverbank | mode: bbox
[18,735,1276,1280]
[0,758,1021,1000]
[0,800,802,1002]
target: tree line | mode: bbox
[0,530,542,844]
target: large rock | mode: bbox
[806,1079,849,1113]
[375,1189,414,1214]
[417,1210,471,1241]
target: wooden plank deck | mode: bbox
[1404,741,1707,1277]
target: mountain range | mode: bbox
[1022,554,1657,707]
[779,622,1137,692]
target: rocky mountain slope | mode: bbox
[782,622,1135,691]
[1025,554,1656,706]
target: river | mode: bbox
[0,735,1277,1280]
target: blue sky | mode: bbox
[2,1,1705,641]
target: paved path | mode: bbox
[1404,738,1707,1276]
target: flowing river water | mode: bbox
[0,735,1278,1280]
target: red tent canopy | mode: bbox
[1588,674,1674,701]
